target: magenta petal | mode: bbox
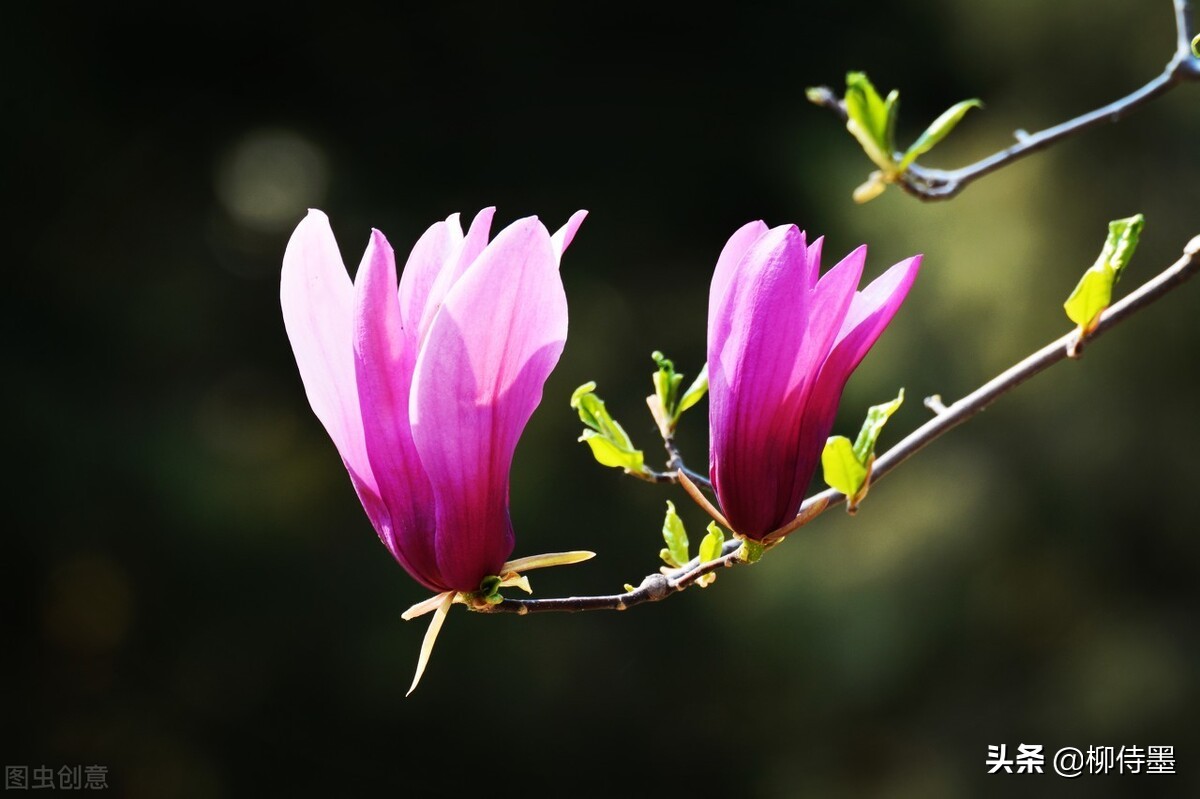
[831,255,922,368]
[805,236,825,289]
[709,225,825,536]
[785,244,865,395]
[707,221,918,539]
[795,255,922,504]
[410,217,567,592]
[352,230,442,590]
[707,220,769,348]
[280,210,376,496]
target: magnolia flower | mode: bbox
[281,207,591,691]
[708,221,920,540]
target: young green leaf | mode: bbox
[1097,213,1144,283]
[676,362,708,416]
[651,351,683,419]
[660,500,690,568]
[844,72,900,173]
[1193,33,1199,58]
[648,352,706,436]
[1063,268,1116,332]
[1064,214,1145,332]
[579,430,645,472]
[897,98,983,171]
[823,389,904,502]
[822,435,869,498]
[571,382,645,472]
[696,522,726,587]
[699,522,725,562]
[852,388,905,464]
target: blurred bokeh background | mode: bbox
[6,0,1199,796]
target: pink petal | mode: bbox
[805,236,825,289]
[831,254,922,366]
[785,244,865,396]
[416,207,496,342]
[709,225,820,536]
[352,230,442,590]
[707,220,769,348]
[551,210,589,263]
[397,212,464,344]
[410,217,568,592]
[708,232,873,537]
[280,210,375,496]
[794,255,922,501]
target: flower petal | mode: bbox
[709,225,820,536]
[707,220,769,348]
[794,255,922,501]
[397,212,463,342]
[416,207,496,341]
[410,217,568,591]
[280,210,375,495]
[786,244,866,394]
[832,254,922,367]
[708,230,872,537]
[353,230,443,590]
[551,210,589,264]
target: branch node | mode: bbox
[924,394,949,415]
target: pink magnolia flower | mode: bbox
[281,207,586,594]
[708,221,920,539]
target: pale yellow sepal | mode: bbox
[398,552,595,694]
[401,590,457,621]
[496,574,532,594]
[500,550,595,574]
[406,591,455,696]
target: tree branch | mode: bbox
[810,0,1200,201]
[481,234,1200,614]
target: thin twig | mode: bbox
[811,1,1200,201]
[480,235,1200,614]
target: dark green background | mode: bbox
[7,1,1199,797]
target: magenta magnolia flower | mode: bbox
[281,206,585,593]
[708,221,920,539]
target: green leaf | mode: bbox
[699,522,725,562]
[852,388,905,464]
[1063,267,1116,330]
[697,522,725,587]
[676,362,708,415]
[571,382,644,472]
[844,72,891,149]
[822,435,869,497]
[651,351,683,419]
[570,381,601,428]
[1097,213,1144,284]
[844,72,899,173]
[1192,33,1199,58]
[897,98,983,171]
[660,500,690,568]
[1063,214,1144,331]
[579,430,644,472]
[649,352,706,435]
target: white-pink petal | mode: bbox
[280,209,376,495]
